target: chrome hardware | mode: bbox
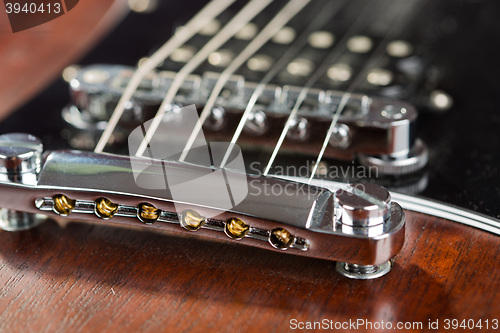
[63,65,426,175]
[358,139,428,176]
[335,183,391,228]
[203,106,226,131]
[0,133,46,231]
[286,116,309,142]
[333,183,402,278]
[243,109,268,135]
[0,133,43,183]
[34,196,310,251]
[0,135,405,278]
[328,124,351,149]
[0,208,46,232]
[335,261,392,280]
[354,104,428,175]
[380,104,408,120]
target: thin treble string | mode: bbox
[218,0,348,169]
[308,0,422,183]
[135,0,273,157]
[178,0,311,163]
[262,0,380,176]
[94,0,235,153]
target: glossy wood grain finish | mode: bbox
[0,210,497,332]
[0,0,127,120]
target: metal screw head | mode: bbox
[0,133,43,184]
[52,194,76,216]
[243,109,268,135]
[225,217,249,239]
[286,116,309,142]
[335,183,391,227]
[137,203,161,224]
[203,106,226,131]
[94,197,119,219]
[180,209,205,231]
[269,227,294,250]
[328,124,351,149]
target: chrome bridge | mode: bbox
[63,64,427,175]
[0,133,405,279]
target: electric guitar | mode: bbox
[0,0,499,332]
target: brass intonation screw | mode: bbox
[225,217,249,240]
[137,203,161,224]
[52,194,76,216]
[269,227,294,250]
[94,197,118,219]
[180,209,205,231]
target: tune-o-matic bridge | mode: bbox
[0,133,405,279]
[63,65,427,175]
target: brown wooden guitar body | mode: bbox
[0,211,498,332]
[0,0,128,120]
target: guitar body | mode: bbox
[0,212,498,332]
[0,1,499,332]
[0,0,127,120]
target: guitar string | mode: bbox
[262,0,382,176]
[135,0,273,157]
[218,0,348,169]
[307,0,423,183]
[94,0,235,153]
[177,0,311,163]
